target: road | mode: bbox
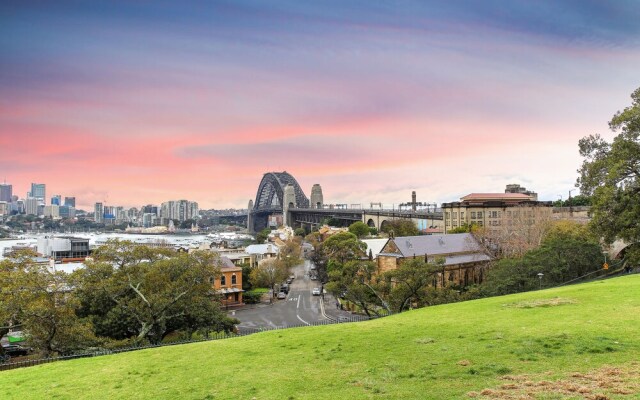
[233,259,344,333]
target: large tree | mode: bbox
[249,258,289,296]
[75,241,232,344]
[577,87,640,264]
[381,219,420,237]
[1,251,95,357]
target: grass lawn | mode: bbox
[1,275,639,399]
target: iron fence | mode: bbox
[0,312,390,372]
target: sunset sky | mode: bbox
[2,1,639,210]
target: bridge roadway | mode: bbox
[288,207,443,231]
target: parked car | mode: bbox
[277,291,287,299]
[2,344,30,357]
[280,283,290,294]
[286,277,293,284]
[312,287,321,296]
[289,274,295,280]
[310,274,318,281]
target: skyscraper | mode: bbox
[94,202,104,223]
[64,197,76,207]
[51,194,62,206]
[30,183,46,201]
[0,182,12,202]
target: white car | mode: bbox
[312,287,321,296]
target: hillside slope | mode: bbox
[1,275,639,399]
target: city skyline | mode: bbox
[2,1,639,209]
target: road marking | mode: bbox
[296,314,310,326]
[296,295,301,309]
[289,297,298,301]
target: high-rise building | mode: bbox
[94,202,104,223]
[30,183,46,201]
[0,182,12,202]
[59,205,76,219]
[51,195,62,206]
[25,198,39,215]
[64,197,76,207]
[160,200,199,222]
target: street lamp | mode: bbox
[537,272,544,290]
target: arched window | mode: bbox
[220,275,226,286]
[231,274,237,285]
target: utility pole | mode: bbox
[568,189,574,217]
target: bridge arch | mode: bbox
[379,219,390,232]
[366,218,375,228]
[253,171,309,211]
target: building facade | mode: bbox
[94,202,104,223]
[376,233,491,288]
[441,192,552,234]
[30,183,46,201]
[64,197,76,207]
[0,183,12,202]
[212,256,244,307]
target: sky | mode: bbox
[1,1,639,210]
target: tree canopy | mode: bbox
[348,221,370,238]
[75,241,236,344]
[577,87,640,263]
[380,219,420,237]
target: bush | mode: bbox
[244,288,269,304]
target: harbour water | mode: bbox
[0,231,254,273]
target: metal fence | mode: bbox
[0,312,391,372]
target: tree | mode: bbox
[255,228,271,244]
[482,222,605,296]
[294,227,307,237]
[76,241,228,344]
[381,219,420,237]
[385,258,442,313]
[448,222,478,234]
[348,221,370,238]
[279,238,303,270]
[322,232,366,265]
[249,258,289,297]
[1,250,96,356]
[578,87,640,264]
[474,205,553,258]
[325,260,388,317]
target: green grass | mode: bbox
[2,276,640,399]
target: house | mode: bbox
[213,256,243,307]
[245,243,278,268]
[377,233,491,288]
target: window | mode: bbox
[453,221,458,227]
[231,274,237,285]
[460,212,465,219]
[477,211,483,219]
[220,275,226,286]
[490,211,498,218]
[471,211,476,219]
[477,221,484,227]
[209,277,214,284]
[453,212,457,220]
[446,212,450,220]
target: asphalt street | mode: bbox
[232,259,356,333]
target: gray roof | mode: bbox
[219,256,237,269]
[361,238,389,259]
[392,233,483,257]
[441,253,491,266]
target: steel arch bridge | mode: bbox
[249,171,309,232]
